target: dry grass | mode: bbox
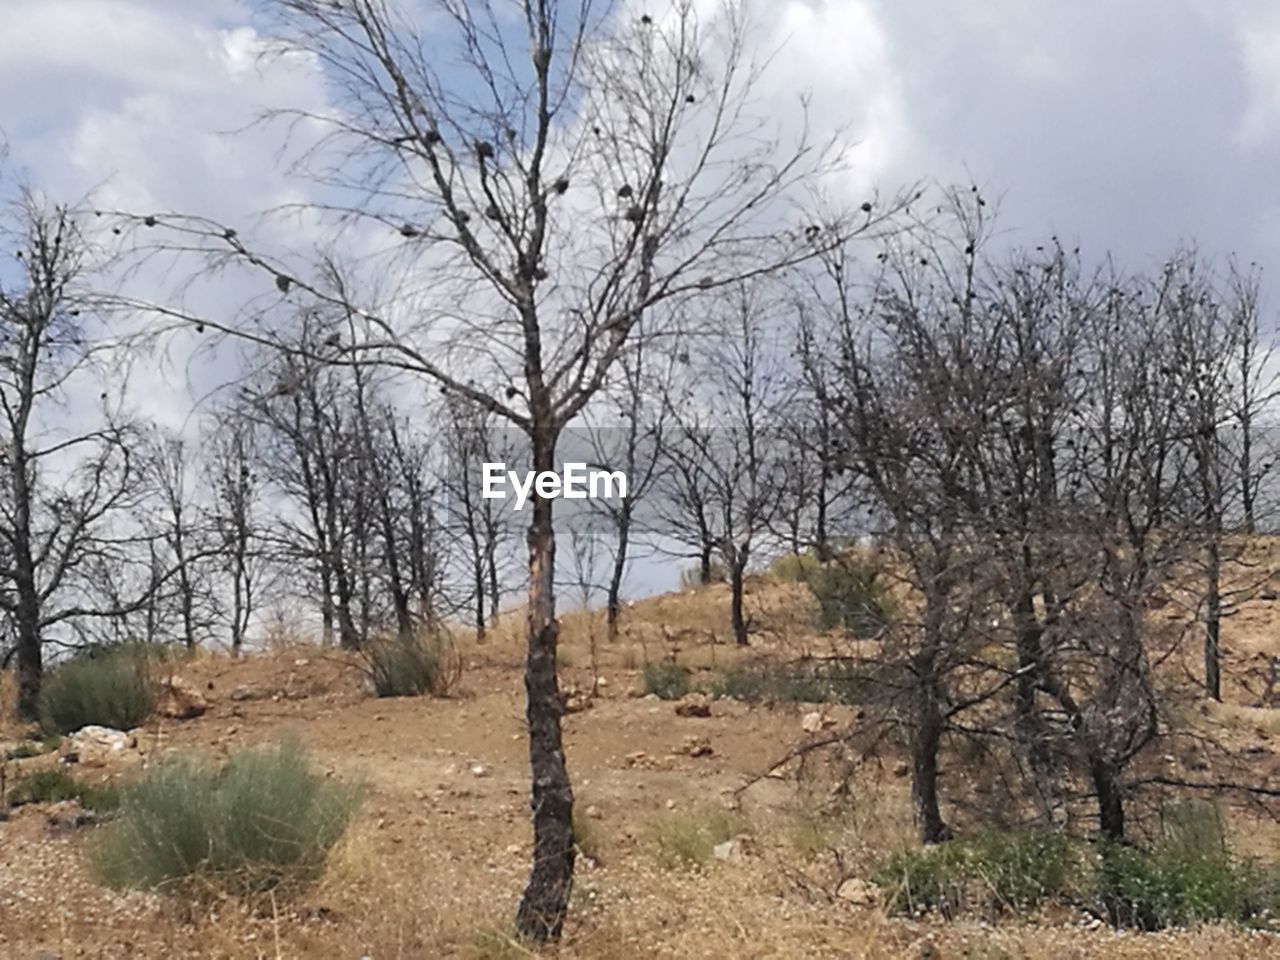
[2,548,1280,957]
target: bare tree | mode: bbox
[207,415,265,656]
[0,192,147,717]
[140,427,219,650]
[114,0,882,939]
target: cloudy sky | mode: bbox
[4,0,1279,270]
[3,0,1280,596]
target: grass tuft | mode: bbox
[91,739,362,899]
[364,629,458,698]
[38,645,155,735]
[642,661,690,700]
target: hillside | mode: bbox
[2,571,1279,959]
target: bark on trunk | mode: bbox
[605,512,630,643]
[514,438,575,944]
[1204,539,1222,702]
[729,554,749,646]
[1092,756,1126,841]
[912,599,950,844]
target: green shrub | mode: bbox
[5,769,120,812]
[1090,842,1275,930]
[805,557,894,638]
[769,551,823,582]
[91,739,361,898]
[38,645,155,735]
[2,735,59,761]
[651,808,745,869]
[713,658,888,705]
[874,832,1079,917]
[873,825,1280,930]
[678,560,727,589]
[364,630,457,698]
[642,661,690,700]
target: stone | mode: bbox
[893,760,910,778]
[66,726,135,766]
[678,735,713,758]
[675,700,711,718]
[471,764,489,778]
[836,877,879,906]
[45,800,96,832]
[229,685,255,702]
[712,839,739,861]
[584,804,602,819]
[156,676,208,720]
[801,711,824,734]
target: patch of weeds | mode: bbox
[786,811,840,861]
[573,809,604,862]
[651,807,747,870]
[38,645,155,735]
[3,735,60,762]
[464,927,538,959]
[642,661,690,700]
[91,739,362,899]
[1091,840,1279,930]
[363,629,458,698]
[713,658,891,706]
[6,769,121,812]
[805,557,895,638]
[678,561,727,588]
[874,831,1079,918]
[769,551,823,582]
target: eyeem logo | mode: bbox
[482,462,627,511]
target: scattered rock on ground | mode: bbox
[836,877,880,906]
[45,801,96,832]
[156,676,208,720]
[677,734,713,758]
[675,697,711,718]
[64,726,135,767]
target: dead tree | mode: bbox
[116,0,882,939]
[0,192,147,717]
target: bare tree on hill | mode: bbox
[112,0,892,940]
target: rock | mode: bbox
[229,685,255,702]
[45,800,96,832]
[893,760,910,778]
[675,700,711,718]
[66,726,135,766]
[678,735,713,758]
[562,687,593,714]
[712,839,739,860]
[1261,588,1278,601]
[471,764,489,778]
[294,658,311,667]
[584,804,602,820]
[156,677,208,720]
[801,711,824,734]
[836,877,879,906]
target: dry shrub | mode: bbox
[91,739,362,899]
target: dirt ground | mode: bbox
[2,572,1279,959]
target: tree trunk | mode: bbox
[729,553,749,646]
[912,602,950,844]
[14,583,41,720]
[1091,756,1126,841]
[698,541,713,585]
[514,436,575,944]
[1204,538,1223,702]
[606,511,631,644]
[1012,588,1050,770]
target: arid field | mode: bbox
[2,561,1279,960]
